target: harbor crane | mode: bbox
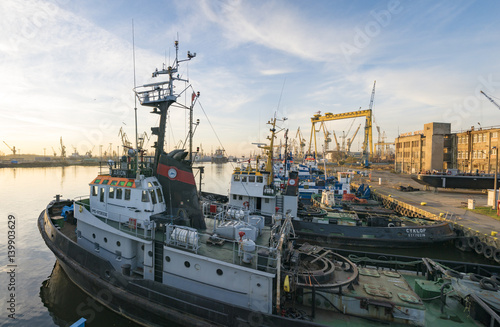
[481,90,500,110]
[309,110,372,165]
[3,141,16,155]
[60,137,66,158]
[295,127,307,158]
[118,127,133,155]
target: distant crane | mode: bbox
[60,137,66,158]
[295,127,307,158]
[118,127,133,155]
[3,141,16,155]
[481,90,500,110]
[347,124,361,154]
[51,147,57,156]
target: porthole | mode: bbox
[105,270,110,278]
[195,264,201,270]
[184,261,190,268]
[165,256,171,262]
[216,268,223,276]
[104,237,108,243]
[116,241,121,247]
[148,251,153,257]
[256,283,261,287]
[92,233,96,239]
[141,244,144,250]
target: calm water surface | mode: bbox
[0,163,492,326]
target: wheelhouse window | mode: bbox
[99,188,105,202]
[150,190,157,204]
[109,187,115,199]
[233,175,240,181]
[116,188,123,200]
[257,176,263,183]
[142,190,150,202]
[249,176,255,183]
[156,188,164,203]
[241,176,247,182]
[125,189,131,200]
[92,185,98,196]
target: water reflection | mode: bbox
[40,261,140,327]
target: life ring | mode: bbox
[480,278,499,291]
[484,246,495,259]
[475,241,486,255]
[493,248,500,264]
[388,223,395,227]
[447,171,451,175]
[243,201,249,209]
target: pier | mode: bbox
[352,169,500,262]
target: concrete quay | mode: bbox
[355,169,500,250]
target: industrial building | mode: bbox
[394,122,453,173]
[456,127,500,174]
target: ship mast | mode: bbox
[134,40,196,172]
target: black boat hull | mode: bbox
[292,220,456,248]
[412,174,500,190]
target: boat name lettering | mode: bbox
[91,208,108,218]
[406,228,426,237]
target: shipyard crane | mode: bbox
[295,127,307,158]
[118,127,133,155]
[332,130,340,152]
[51,147,57,156]
[3,141,16,155]
[309,110,372,166]
[346,124,361,154]
[60,137,66,158]
[319,122,332,153]
[481,90,500,110]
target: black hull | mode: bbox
[38,209,322,327]
[292,220,456,248]
[412,174,500,190]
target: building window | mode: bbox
[493,132,498,138]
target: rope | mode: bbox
[347,254,422,266]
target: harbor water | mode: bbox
[0,164,493,326]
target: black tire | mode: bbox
[469,273,484,282]
[454,237,468,251]
[475,242,486,255]
[480,278,499,291]
[484,246,495,259]
[468,236,478,248]
[494,249,500,264]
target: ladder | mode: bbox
[276,195,284,213]
[153,241,164,283]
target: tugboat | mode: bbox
[38,40,500,327]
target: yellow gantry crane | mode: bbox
[308,110,373,163]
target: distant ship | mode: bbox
[211,148,228,163]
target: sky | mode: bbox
[1,0,500,158]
